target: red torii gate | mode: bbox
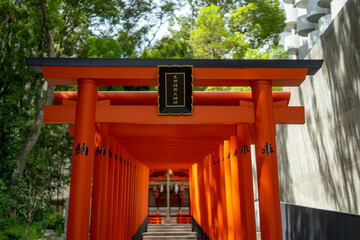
[27,58,322,240]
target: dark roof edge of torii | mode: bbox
[26,58,323,76]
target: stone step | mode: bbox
[144,223,197,240]
[148,224,191,227]
[144,232,196,236]
[147,226,192,229]
[148,225,191,229]
[143,236,197,240]
[147,227,192,231]
[147,226,192,230]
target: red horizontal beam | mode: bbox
[44,105,304,124]
[44,105,255,124]
[54,91,291,105]
[42,66,308,86]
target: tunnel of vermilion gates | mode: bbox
[27,58,322,240]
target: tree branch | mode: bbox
[0,0,22,27]
[146,17,170,48]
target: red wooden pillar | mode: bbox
[124,154,132,239]
[191,163,200,223]
[141,164,146,224]
[118,145,125,239]
[252,81,283,240]
[113,142,121,238]
[90,124,108,240]
[134,160,139,230]
[129,157,136,237]
[209,151,217,240]
[127,156,132,238]
[118,150,128,238]
[224,139,235,240]
[197,158,207,233]
[219,143,228,240]
[189,167,194,219]
[123,151,129,239]
[190,166,195,220]
[131,158,137,236]
[229,136,242,239]
[141,163,146,227]
[214,147,224,240]
[237,124,256,240]
[67,79,98,240]
[98,126,109,239]
[105,137,116,239]
[110,141,119,238]
[203,155,212,237]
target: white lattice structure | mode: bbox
[282,0,348,59]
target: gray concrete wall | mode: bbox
[276,0,360,214]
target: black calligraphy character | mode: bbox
[96,146,100,155]
[227,153,230,159]
[109,149,112,158]
[233,149,237,157]
[241,144,250,155]
[218,158,220,163]
[102,146,105,156]
[81,143,88,156]
[262,142,274,156]
[75,143,81,155]
[115,154,118,160]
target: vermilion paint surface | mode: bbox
[38,62,315,239]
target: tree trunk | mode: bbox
[24,185,37,240]
[12,0,55,184]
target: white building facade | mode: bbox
[282,0,349,59]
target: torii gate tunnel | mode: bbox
[27,58,322,240]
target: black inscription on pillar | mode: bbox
[262,142,274,156]
[115,154,118,160]
[109,149,113,158]
[241,144,250,155]
[227,153,230,159]
[75,143,88,156]
[233,149,237,157]
[96,146,105,156]
[120,157,122,163]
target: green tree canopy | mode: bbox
[229,0,286,48]
[190,4,228,59]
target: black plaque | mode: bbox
[158,66,193,115]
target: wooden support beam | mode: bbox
[41,66,309,86]
[44,105,304,124]
[54,91,292,106]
